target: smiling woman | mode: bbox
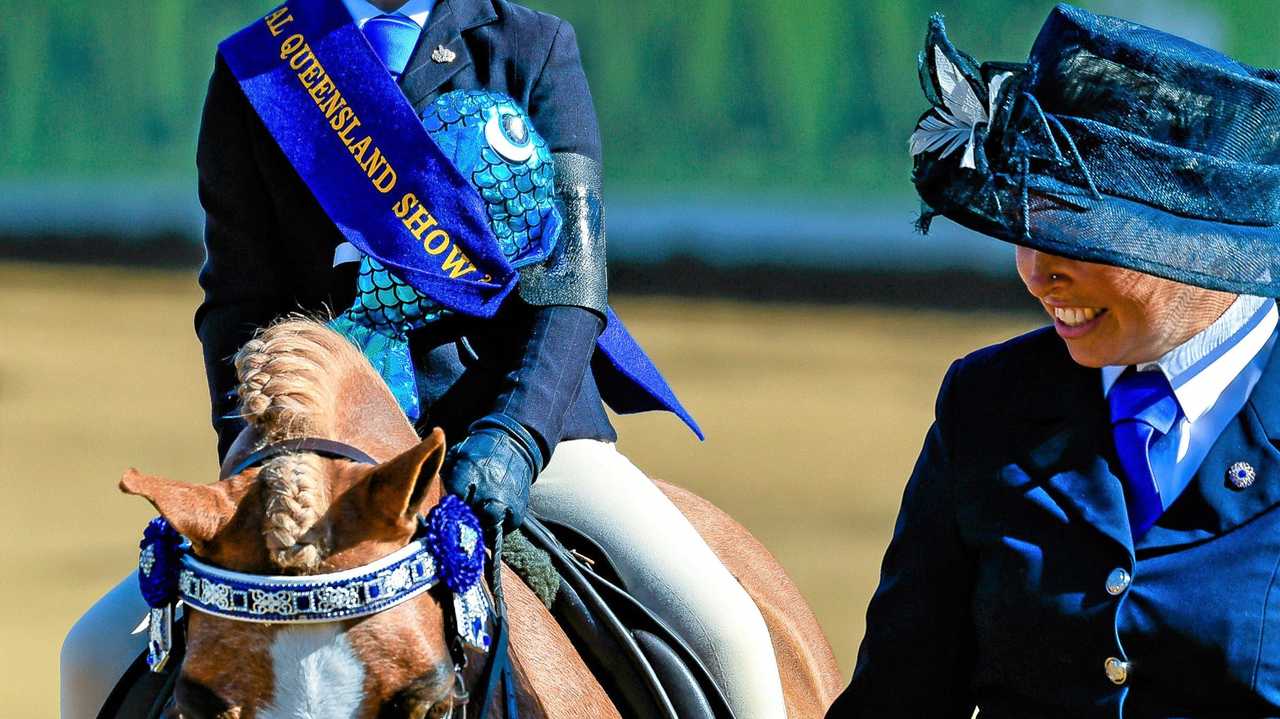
[829,4,1280,717]
[1013,248,1238,368]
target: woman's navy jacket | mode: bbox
[832,326,1280,717]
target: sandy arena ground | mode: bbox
[0,262,1038,716]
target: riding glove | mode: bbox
[443,413,545,529]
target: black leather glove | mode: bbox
[442,413,545,529]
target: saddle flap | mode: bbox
[522,515,735,719]
[551,574,678,719]
[635,630,717,719]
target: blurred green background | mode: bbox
[4,0,1277,194]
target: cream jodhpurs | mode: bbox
[529,440,786,719]
[60,440,785,718]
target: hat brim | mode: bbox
[919,172,1280,297]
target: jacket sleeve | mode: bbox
[486,18,607,459]
[520,18,608,314]
[194,55,292,461]
[527,18,602,163]
[828,361,977,717]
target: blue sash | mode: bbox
[219,1,703,438]
[218,0,513,317]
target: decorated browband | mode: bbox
[135,495,491,672]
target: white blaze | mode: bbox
[260,625,366,719]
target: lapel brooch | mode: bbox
[431,44,457,64]
[1227,461,1256,489]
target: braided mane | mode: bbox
[233,318,371,571]
[234,318,364,441]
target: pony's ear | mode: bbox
[119,469,244,544]
[367,428,447,524]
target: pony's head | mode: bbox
[120,319,472,718]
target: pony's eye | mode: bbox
[484,108,534,163]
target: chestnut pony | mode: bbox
[120,319,841,718]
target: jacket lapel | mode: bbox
[399,0,497,113]
[1005,333,1133,551]
[1021,387,1134,552]
[1139,334,1280,550]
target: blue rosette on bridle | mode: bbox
[136,517,188,672]
[425,494,486,594]
[329,90,561,423]
[138,517,187,608]
[425,494,493,650]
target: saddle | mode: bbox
[519,514,735,719]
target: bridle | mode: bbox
[138,437,517,718]
[226,437,379,475]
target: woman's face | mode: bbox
[1015,247,1237,368]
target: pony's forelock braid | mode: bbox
[230,318,386,570]
[261,453,331,572]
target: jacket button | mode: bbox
[1104,657,1130,685]
[1105,568,1131,595]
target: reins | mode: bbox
[476,527,520,719]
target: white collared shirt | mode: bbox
[340,0,434,29]
[1102,294,1278,461]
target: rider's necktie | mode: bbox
[362,13,420,79]
[1108,368,1182,540]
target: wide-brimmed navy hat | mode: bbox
[910,3,1280,295]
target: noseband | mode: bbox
[137,437,510,717]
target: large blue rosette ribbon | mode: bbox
[329,90,561,423]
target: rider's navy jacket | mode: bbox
[831,326,1280,718]
[196,0,614,459]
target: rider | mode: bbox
[59,1,786,717]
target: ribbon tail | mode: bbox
[453,585,492,651]
[147,606,173,673]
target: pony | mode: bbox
[119,318,842,718]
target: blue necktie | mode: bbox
[1109,368,1182,540]
[362,14,420,79]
